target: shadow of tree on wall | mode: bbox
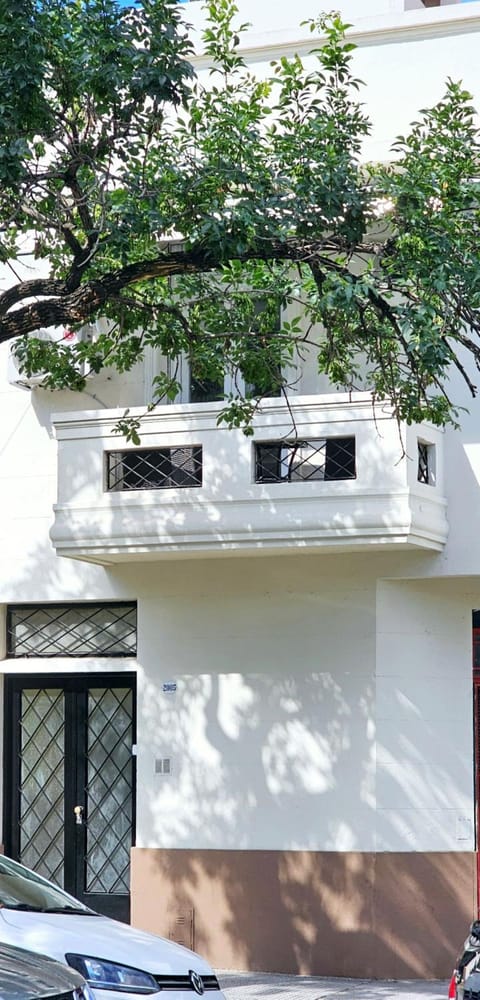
[1,385,476,982]
[3,527,475,980]
[133,648,475,980]
[135,825,472,979]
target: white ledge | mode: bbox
[183,2,480,67]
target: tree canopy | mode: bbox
[1,0,480,432]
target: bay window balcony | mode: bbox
[50,393,448,564]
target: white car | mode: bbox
[0,855,225,1000]
[0,941,93,1000]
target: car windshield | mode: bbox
[0,856,95,913]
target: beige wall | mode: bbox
[131,847,475,978]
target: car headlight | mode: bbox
[66,956,158,995]
[75,984,97,1000]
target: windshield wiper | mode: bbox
[41,906,97,914]
[1,903,45,911]
[0,903,96,914]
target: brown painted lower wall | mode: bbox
[130,848,476,979]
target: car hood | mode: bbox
[0,911,213,976]
[0,941,84,1000]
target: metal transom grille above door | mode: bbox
[4,674,136,923]
[7,603,137,657]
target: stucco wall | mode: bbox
[131,846,475,977]
[186,0,480,167]
[124,560,474,855]
[0,330,477,858]
[1,1,480,976]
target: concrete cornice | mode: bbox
[187,7,480,68]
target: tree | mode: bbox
[1,0,480,433]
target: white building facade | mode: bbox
[1,0,480,979]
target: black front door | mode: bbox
[4,674,136,923]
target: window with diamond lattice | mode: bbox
[417,441,435,485]
[7,603,137,658]
[106,447,202,491]
[255,437,356,483]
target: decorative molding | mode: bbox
[186,5,480,69]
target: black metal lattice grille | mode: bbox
[255,437,356,483]
[106,447,202,491]
[86,688,133,894]
[417,442,430,484]
[7,603,137,658]
[19,689,65,885]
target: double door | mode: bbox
[4,674,136,923]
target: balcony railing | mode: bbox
[50,393,448,563]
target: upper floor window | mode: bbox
[7,603,137,658]
[243,298,282,400]
[179,297,283,405]
[189,361,224,405]
[255,437,356,484]
[187,358,284,405]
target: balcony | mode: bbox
[50,393,448,564]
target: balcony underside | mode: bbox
[51,491,447,565]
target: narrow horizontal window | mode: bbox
[255,438,356,483]
[7,603,137,658]
[106,446,202,491]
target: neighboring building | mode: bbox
[1,0,480,980]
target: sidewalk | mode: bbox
[219,971,449,999]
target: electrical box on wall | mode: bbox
[155,757,172,775]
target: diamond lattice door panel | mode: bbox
[20,689,65,886]
[5,674,136,924]
[86,689,133,895]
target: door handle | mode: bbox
[73,805,84,826]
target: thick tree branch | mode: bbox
[0,279,69,316]
[0,237,371,343]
